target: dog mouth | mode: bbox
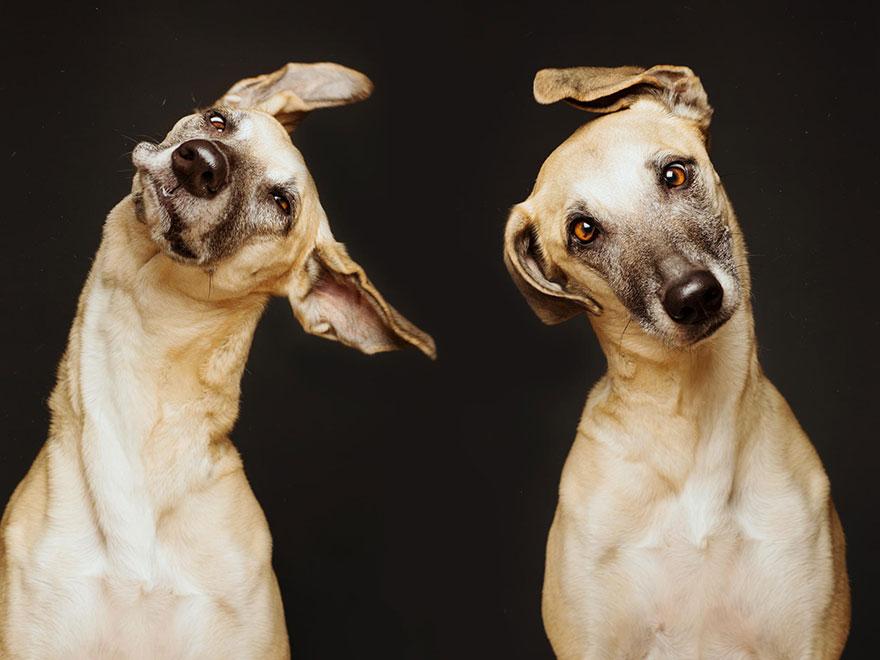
[635,260,742,347]
[153,182,199,260]
[682,311,733,345]
[629,309,733,350]
[133,154,202,263]
[654,292,739,348]
[625,283,739,348]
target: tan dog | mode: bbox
[0,62,434,659]
[504,65,849,658]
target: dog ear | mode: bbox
[533,64,713,134]
[504,206,601,324]
[216,62,373,131]
[287,222,436,359]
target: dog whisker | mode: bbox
[114,131,141,145]
[617,316,632,354]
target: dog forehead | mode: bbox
[240,111,309,181]
[534,104,704,215]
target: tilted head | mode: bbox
[132,62,435,358]
[505,65,748,349]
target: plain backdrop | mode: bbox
[1,1,877,657]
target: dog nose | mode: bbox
[170,139,229,198]
[661,270,723,325]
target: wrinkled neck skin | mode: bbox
[594,301,757,407]
[51,195,268,574]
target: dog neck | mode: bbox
[588,302,761,455]
[51,196,268,576]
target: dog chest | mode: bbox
[551,447,832,658]
[2,436,281,659]
[8,527,279,658]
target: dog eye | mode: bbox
[271,191,291,215]
[206,111,226,132]
[569,216,598,244]
[662,162,689,188]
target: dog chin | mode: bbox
[659,310,735,349]
[155,233,201,263]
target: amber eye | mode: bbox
[662,162,689,188]
[272,191,291,215]
[569,216,598,244]
[207,111,226,132]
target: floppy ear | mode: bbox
[288,229,436,359]
[534,64,713,134]
[503,206,602,325]
[215,62,373,131]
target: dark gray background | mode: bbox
[1,1,877,657]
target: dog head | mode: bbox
[132,62,435,358]
[504,65,747,349]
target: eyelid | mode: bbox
[271,185,298,201]
[566,208,597,224]
[659,156,696,170]
[271,188,296,201]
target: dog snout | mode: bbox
[661,270,723,325]
[171,139,229,198]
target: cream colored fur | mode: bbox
[0,200,289,658]
[506,67,850,659]
[0,63,434,658]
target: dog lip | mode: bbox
[686,310,733,345]
[141,173,177,210]
[166,234,198,260]
[160,203,199,262]
[138,172,202,264]
[131,141,160,170]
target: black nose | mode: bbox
[661,270,723,325]
[170,139,229,198]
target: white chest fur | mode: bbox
[545,401,834,659]
[1,251,285,658]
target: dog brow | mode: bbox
[649,151,697,168]
[273,178,299,195]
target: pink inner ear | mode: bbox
[309,273,399,352]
